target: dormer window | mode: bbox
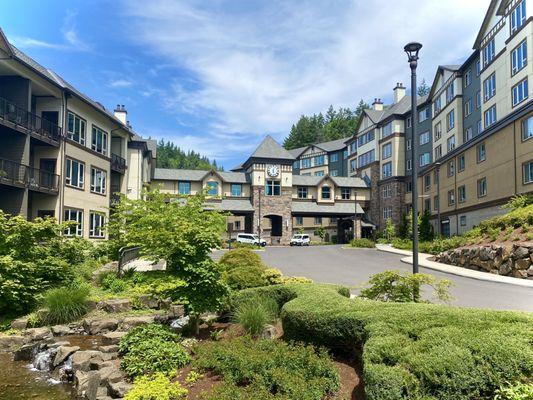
[207,181,218,196]
[321,186,331,199]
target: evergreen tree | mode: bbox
[419,209,434,241]
[156,140,221,170]
[417,79,430,97]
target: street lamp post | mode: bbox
[404,42,422,275]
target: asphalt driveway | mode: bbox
[214,245,533,312]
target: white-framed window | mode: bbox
[350,159,357,172]
[447,135,456,152]
[483,39,495,67]
[406,159,412,171]
[477,143,486,163]
[65,158,85,189]
[301,158,311,168]
[446,84,455,103]
[64,208,83,237]
[477,120,483,134]
[448,160,455,177]
[382,142,392,159]
[484,105,497,128]
[483,73,496,101]
[382,122,393,138]
[476,91,481,109]
[382,206,392,220]
[511,40,527,75]
[424,198,431,212]
[464,99,472,117]
[419,152,430,167]
[178,181,191,195]
[90,167,107,195]
[382,162,392,178]
[358,149,375,168]
[460,215,467,227]
[407,139,412,150]
[448,189,455,206]
[464,127,473,143]
[464,69,472,87]
[447,109,455,131]
[91,126,108,155]
[265,180,280,196]
[458,185,466,203]
[89,212,105,238]
[297,186,308,199]
[231,184,242,197]
[321,186,331,199]
[435,145,442,160]
[382,185,392,199]
[523,116,533,140]
[510,0,526,35]
[350,141,357,154]
[357,130,375,146]
[207,181,219,196]
[523,161,533,183]
[458,154,466,172]
[314,155,325,166]
[331,170,339,177]
[512,78,529,107]
[418,107,430,122]
[67,111,86,145]
[314,171,324,177]
[477,177,487,198]
[435,122,442,140]
[419,131,430,145]
[330,153,339,162]
[341,187,351,200]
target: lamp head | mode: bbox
[404,42,422,62]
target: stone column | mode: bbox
[354,216,362,239]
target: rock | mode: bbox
[84,318,119,335]
[159,298,172,309]
[515,258,531,270]
[75,370,101,400]
[138,294,159,309]
[479,247,491,261]
[104,368,126,384]
[98,345,119,353]
[98,299,132,313]
[493,255,503,268]
[120,315,154,330]
[107,381,133,398]
[96,386,111,400]
[513,269,528,279]
[527,266,533,276]
[169,304,185,318]
[0,334,27,351]
[513,246,530,259]
[170,315,190,330]
[72,350,98,372]
[102,331,127,345]
[499,260,513,276]
[14,342,41,361]
[25,327,52,341]
[261,324,280,339]
[53,345,80,367]
[479,261,492,272]
[51,325,71,336]
[11,317,29,330]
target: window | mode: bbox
[330,217,338,224]
[476,59,481,76]
[314,155,325,166]
[434,195,439,211]
[297,187,308,199]
[483,39,495,67]
[458,154,465,172]
[419,131,430,145]
[296,216,303,225]
[293,161,299,169]
[512,78,529,107]
[406,181,412,193]
[419,153,430,167]
[476,90,481,108]
[424,198,431,211]
[90,167,107,195]
[67,112,86,145]
[382,185,392,198]
[510,0,526,35]
[382,122,393,138]
[435,145,442,160]
[358,149,375,168]
[314,217,322,225]
[424,175,431,191]
[523,161,533,183]
[382,162,392,178]
[343,150,348,159]
[407,117,412,128]
[350,159,357,172]
[407,139,412,150]
[178,181,191,195]
[321,186,331,199]
[65,158,85,189]
[523,117,533,140]
[448,160,455,177]
[64,208,83,237]
[446,84,455,103]
[477,177,487,197]
[447,109,455,131]
[331,170,339,176]
[460,215,467,227]
[435,122,442,140]
[383,207,392,220]
[330,153,339,162]
[91,126,108,155]
[341,187,351,200]
[483,73,496,101]
[434,97,442,115]
[301,158,311,168]
[350,142,357,154]
[484,105,497,128]
[314,171,324,176]
[406,159,412,171]
[464,127,473,142]
[357,130,375,147]
[89,212,105,238]
[448,189,455,206]
[234,220,241,230]
[477,143,486,162]
[418,107,430,122]
[265,180,280,196]
[511,40,527,75]
[447,136,456,152]
[464,99,472,117]
[477,120,483,134]
[382,142,392,159]
[231,184,242,197]
[464,69,472,87]
[207,181,219,196]
[458,185,466,203]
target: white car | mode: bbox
[290,234,310,246]
[236,233,267,247]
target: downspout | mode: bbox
[513,120,517,195]
[59,92,68,223]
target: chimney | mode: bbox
[372,98,383,111]
[393,83,406,104]
[114,104,127,125]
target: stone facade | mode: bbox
[252,186,293,245]
[436,243,533,279]
[378,177,405,231]
[366,162,381,229]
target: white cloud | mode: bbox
[9,36,67,50]
[122,0,488,158]
[108,79,133,88]
[61,10,90,51]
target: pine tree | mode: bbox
[419,209,434,241]
[418,79,430,97]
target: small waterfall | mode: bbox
[57,355,74,382]
[29,347,56,372]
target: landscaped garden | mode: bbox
[0,191,532,399]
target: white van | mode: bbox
[290,234,310,246]
[236,233,267,247]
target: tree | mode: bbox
[417,79,430,97]
[109,190,228,333]
[314,226,326,242]
[384,218,395,242]
[419,209,434,241]
[157,140,221,170]
[398,212,412,239]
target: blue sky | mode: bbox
[1,0,487,169]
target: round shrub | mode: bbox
[224,266,268,290]
[124,373,188,400]
[219,248,265,271]
[350,238,375,248]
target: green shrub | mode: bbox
[502,194,533,211]
[224,265,268,290]
[119,324,180,354]
[262,268,283,284]
[42,284,90,325]
[233,295,278,336]
[494,382,533,400]
[124,373,187,400]
[194,336,340,399]
[350,238,375,248]
[219,248,265,271]
[376,238,389,244]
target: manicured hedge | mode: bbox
[233,284,533,400]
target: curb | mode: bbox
[376,244,533,288]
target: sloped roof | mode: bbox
[205,199,254,212]
[474,0,502,49]
[292,174,368,188]
[291,201,364,215]
[288,147,307,158]
[153,168,248,183]
[249,135,295,160]
[288,137,350,160]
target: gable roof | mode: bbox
[153,168,249,184]
[428,65,461,99]
[289,137,350,160]
[292,174,368,188]
[474,0,502,49]
[248,135,295,161]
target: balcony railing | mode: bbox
[0,158,59,193]
[0,97,62,144]
[111,153,127,174]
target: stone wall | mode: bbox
[252,186,292,245]
[436,244,533,279]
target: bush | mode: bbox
[119,324,180,354]
[219,248,269,290]
[194,336,340,399]
[350,238,375,248]
[219,248,265,270]
[124,373,187,400]
[233,295,278,336]
[494,382,533,400]
[42,284,90,325]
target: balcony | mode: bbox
[0,158,59,194]
[111,153,127,174]
[0,97,62,146]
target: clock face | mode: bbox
[267,165,280,177]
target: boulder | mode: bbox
[107,381,133,398]
[25,327,52,341]
[98,345,119,353]
[261,324,281,339]
[515,258,531,270]
[103,368,126,384]
[99,299,132,313]
[513,269,528,279]
[527,266,533,276]
[84,318,119,335]
[137,294,159,309]
[159,298,172,309]
[0,334,27,351]
[169,304,185,318]
[479,247,491,261]
[53,345,80,367]
[499,260,513,276]
[75,370,101,400]
[14,342,41,361]
[72,350,99,372]
[513,246,530,259]
[102,331,127,345]
[11,317,29,330]
[51,325,71,336]
[120,315,154,330]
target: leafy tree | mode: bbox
[417,79,430,97]
[157,140,222,170]
[109,190,228,332]
[314,226,326,242]
[419,209,434,241]
[384,218,395,241]
[398,212,412,239]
